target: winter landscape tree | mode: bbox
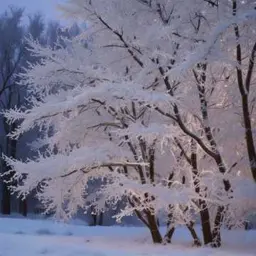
[3,0,256,247]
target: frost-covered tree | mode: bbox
[3,0,256,247]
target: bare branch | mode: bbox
[61,161,149,178]
[94,13,144,68]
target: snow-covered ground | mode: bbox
[0,217,255,256]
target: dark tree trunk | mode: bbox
[190,139,213,245]
[1,149,12,215]
[1,182,11,215]
[92,214,97,226]
[90,206,97,226]
[98,212,103,226]
[241,94,256,181]
[1,121,18,215]
[164,226,175,243]
[146,211,163,243]
[19,198,27,217]
[164,206,175,244]
[133,208,162,243]
[199,205,213,245]
[212,206,224,248]
[186,222,201,246]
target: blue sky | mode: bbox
[0,0,66,21]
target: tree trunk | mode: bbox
[186,222,201,246]
[163,208,175,243]
[129,194,162,244]
[190,139,213,245]
[241,94,256,182]
[98,212,103,226]
[92,214,97,226]
[1,121,18,215]
[199,204,213,245]
[164,226,175,243]
[212,206,224,248]
[133,208,162,243]
[1,182,11,215]
[19,198,27,217]
[90,206,97,226]
[147,212,162,243]
[1,148,12,215]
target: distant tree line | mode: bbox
[0,6,80,216]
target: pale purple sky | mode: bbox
[1,0,66,21]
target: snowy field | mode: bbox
[0,217,255,256]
